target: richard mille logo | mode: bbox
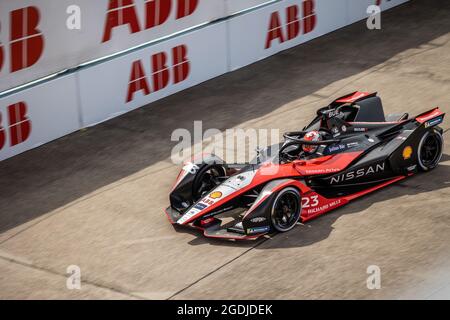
[330,163,385,184]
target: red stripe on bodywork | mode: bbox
[336,92,373,103]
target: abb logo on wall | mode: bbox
[126,44,190,102]
[0,6,44,73]
[0,102,31,150]
[103,0,199,42]
[265,0,317,49]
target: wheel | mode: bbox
[270,187,301,232]
[417,130,443,171]
[192,164,226,200]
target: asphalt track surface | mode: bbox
[1,0,450,299]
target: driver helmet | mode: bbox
[302,130,321,153]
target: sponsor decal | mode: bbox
[126,45,190,103]
[407,165,417,172]
[0,6,44,74]
[327,110,343,119]
[178,206,202,224]
[402,146,413,160]
[200,217,216,226]
[341,125,347,132]
[247,226,270,234]
[347,142,359,148]
[305,199,341,216]
[425,116,443,128]
[330,163,385,184]
[354,128,367,132]
[209,191,223,199]
[265,1,317,49]
[250,217,266,223]
[202,198,214,205]
[326,144,346,153]
[304,168,340,175]
[102,0,199,43]
[0,101,32,151]
[194,203,207,210]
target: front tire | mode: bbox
[417,130,443,171]
[270,187,301,232]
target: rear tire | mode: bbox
[417,130,443,171]
[270,187,301,232]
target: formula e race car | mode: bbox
[165,92,445,240]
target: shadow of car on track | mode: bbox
[182,153,450,248]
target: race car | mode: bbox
[165,92,445,240]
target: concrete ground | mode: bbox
[1,0,450,299]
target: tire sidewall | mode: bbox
[417,129,443,171]
[270,187,301,232]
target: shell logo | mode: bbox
[403,146,413,160]
[209,191,223,199]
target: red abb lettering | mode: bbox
[126,45,190,103]
[177,0,198,19]
[265,11,284,49]
[265,0,316,49]
[146,0,171,29]
[286,5,300,41]
[152,52,169,91]
[0,113,5,150]
[102,0,141,42]
[126,60,151,103]
[8,102,31,147]
[9,6,44,72]
[0,23,4,72]
[303,0,316,34]
[103,0,199,43]
[172,44,189,84]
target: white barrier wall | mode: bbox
[226,0,278,15]
[79,22,228,127]
[228,0,348,70]
[0,74,80,161]
[0,0,225,92]
[0,0,278,92]
[0,0,410,161]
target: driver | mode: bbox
[302,130,322,154]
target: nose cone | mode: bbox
[177,170,256,225]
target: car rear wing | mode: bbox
[415,107,445,128]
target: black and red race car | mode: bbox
[165,92,445,240]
